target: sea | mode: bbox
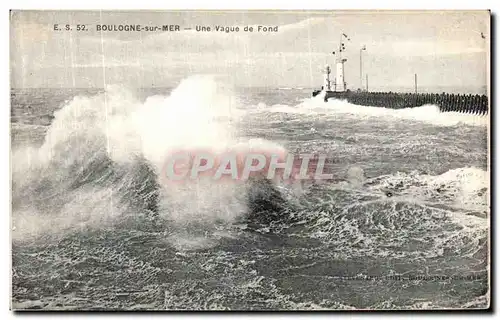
[10,76,489,310]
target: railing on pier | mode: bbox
[315,91,489,115]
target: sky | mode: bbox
[10,10,489,91]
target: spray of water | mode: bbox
[259,95,488,127]
[11,76,277,241]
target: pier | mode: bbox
[312,90,489,115]
[312,32,489,115]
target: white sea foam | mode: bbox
[257,95,488,127]
[11,76,281,240]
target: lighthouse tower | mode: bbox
[323,65,331,91]
[333,32,349,92]
[335,59,347,92]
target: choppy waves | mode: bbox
[251,95,488,127]
[12,76,251,241]
[11,75,489,259]
[11,77,489,310]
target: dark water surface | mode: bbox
[11,82,489,310]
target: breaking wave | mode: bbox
[254,95,488,127]
[11,76,488,257]
[11,76,286,242]
[254,166,488,262]
[11,77,489,310]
